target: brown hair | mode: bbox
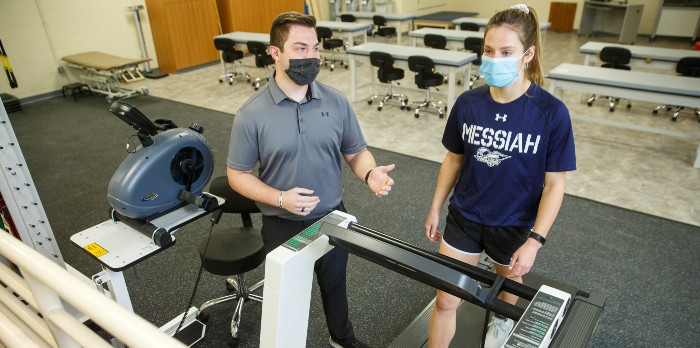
[270,12,316,51]
[485,5,544,85]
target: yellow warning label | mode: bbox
[84,243,108,257]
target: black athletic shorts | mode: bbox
[442,204,530,266]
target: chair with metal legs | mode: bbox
[197,176,265,345]
[213,37,250,86]
[367,51,409,112]
[408,55,446,118]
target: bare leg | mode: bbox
[427,241,481,348]
[493,263,522,305]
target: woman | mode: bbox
[423,4,576,348]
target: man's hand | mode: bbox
[367,164,395,197]
[281,187,320,216]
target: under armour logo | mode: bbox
[495,113,507,122]
[321,112,330,117]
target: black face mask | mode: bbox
[283,58,321,86]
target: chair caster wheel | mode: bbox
[228,337,240,347]
[226,281,235,292]
[587,102,593,107]
[405,107,411,111]
[368,100,373,105]
[653,110,658,114]
[671,117,677,122]
[609,107,615,112]
[400,105,406,110]
[377,106,382,111]
[627,104,632,109]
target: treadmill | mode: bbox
[324,222,606,348]
[260,211,605,348]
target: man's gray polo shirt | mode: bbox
[227,76,367,220]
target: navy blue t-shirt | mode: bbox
[442,84,576,228]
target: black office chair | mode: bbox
[373,15,396,41]
[197,176,265,345]
[368,51,409,111]
[459,22,480,32]
[246,41,274,91]
[653,57,700,122]
[340,14,356,23]
[408,55,445,118]
[586,46,632,112]
[317,26,346,71]
[424,34,448,84]
[463,37,483,89]
[424,34,447,50]
[339,13,366,46]
[214,37,250,86]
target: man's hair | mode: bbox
[270,12,316,51]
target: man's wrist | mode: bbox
[364,168,373,185]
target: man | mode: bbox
[226,12,395,348]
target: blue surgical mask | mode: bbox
[479,49,530,88]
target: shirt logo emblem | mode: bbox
[495,113,507,122]
[474,147,511,167]
[321,111,330,117]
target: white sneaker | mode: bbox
[484,315,514,348]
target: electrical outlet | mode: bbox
[57,66,65,74]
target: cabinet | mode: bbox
[653,5,700,41]
[145,0,221,74]
[578,1,644,44]
[216,0,303,34]
[549,2,577,33]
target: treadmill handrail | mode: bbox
[321,222,526,320]
[348,222,537,299]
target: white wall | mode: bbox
[0,0,157,99]
[0,0,667,100]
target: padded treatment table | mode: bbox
[62,51,150,101]
[413,11,479,30]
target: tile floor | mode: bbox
[129,31,700,227]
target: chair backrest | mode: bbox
[408,55,435,74]
[463,37,483,65]
[676,57,700,77]
[369,51,394,70]
[214,37,236,52]
[424,34,447,50]
[459,22,480,32]
[340,14,356,22]
[599,46,631,69]
[246,41,267,56]
[317,26,333,40]
[214,37,243,63]
[247,41,273,67]
[208,176,260,228]
[373,15,388,27]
